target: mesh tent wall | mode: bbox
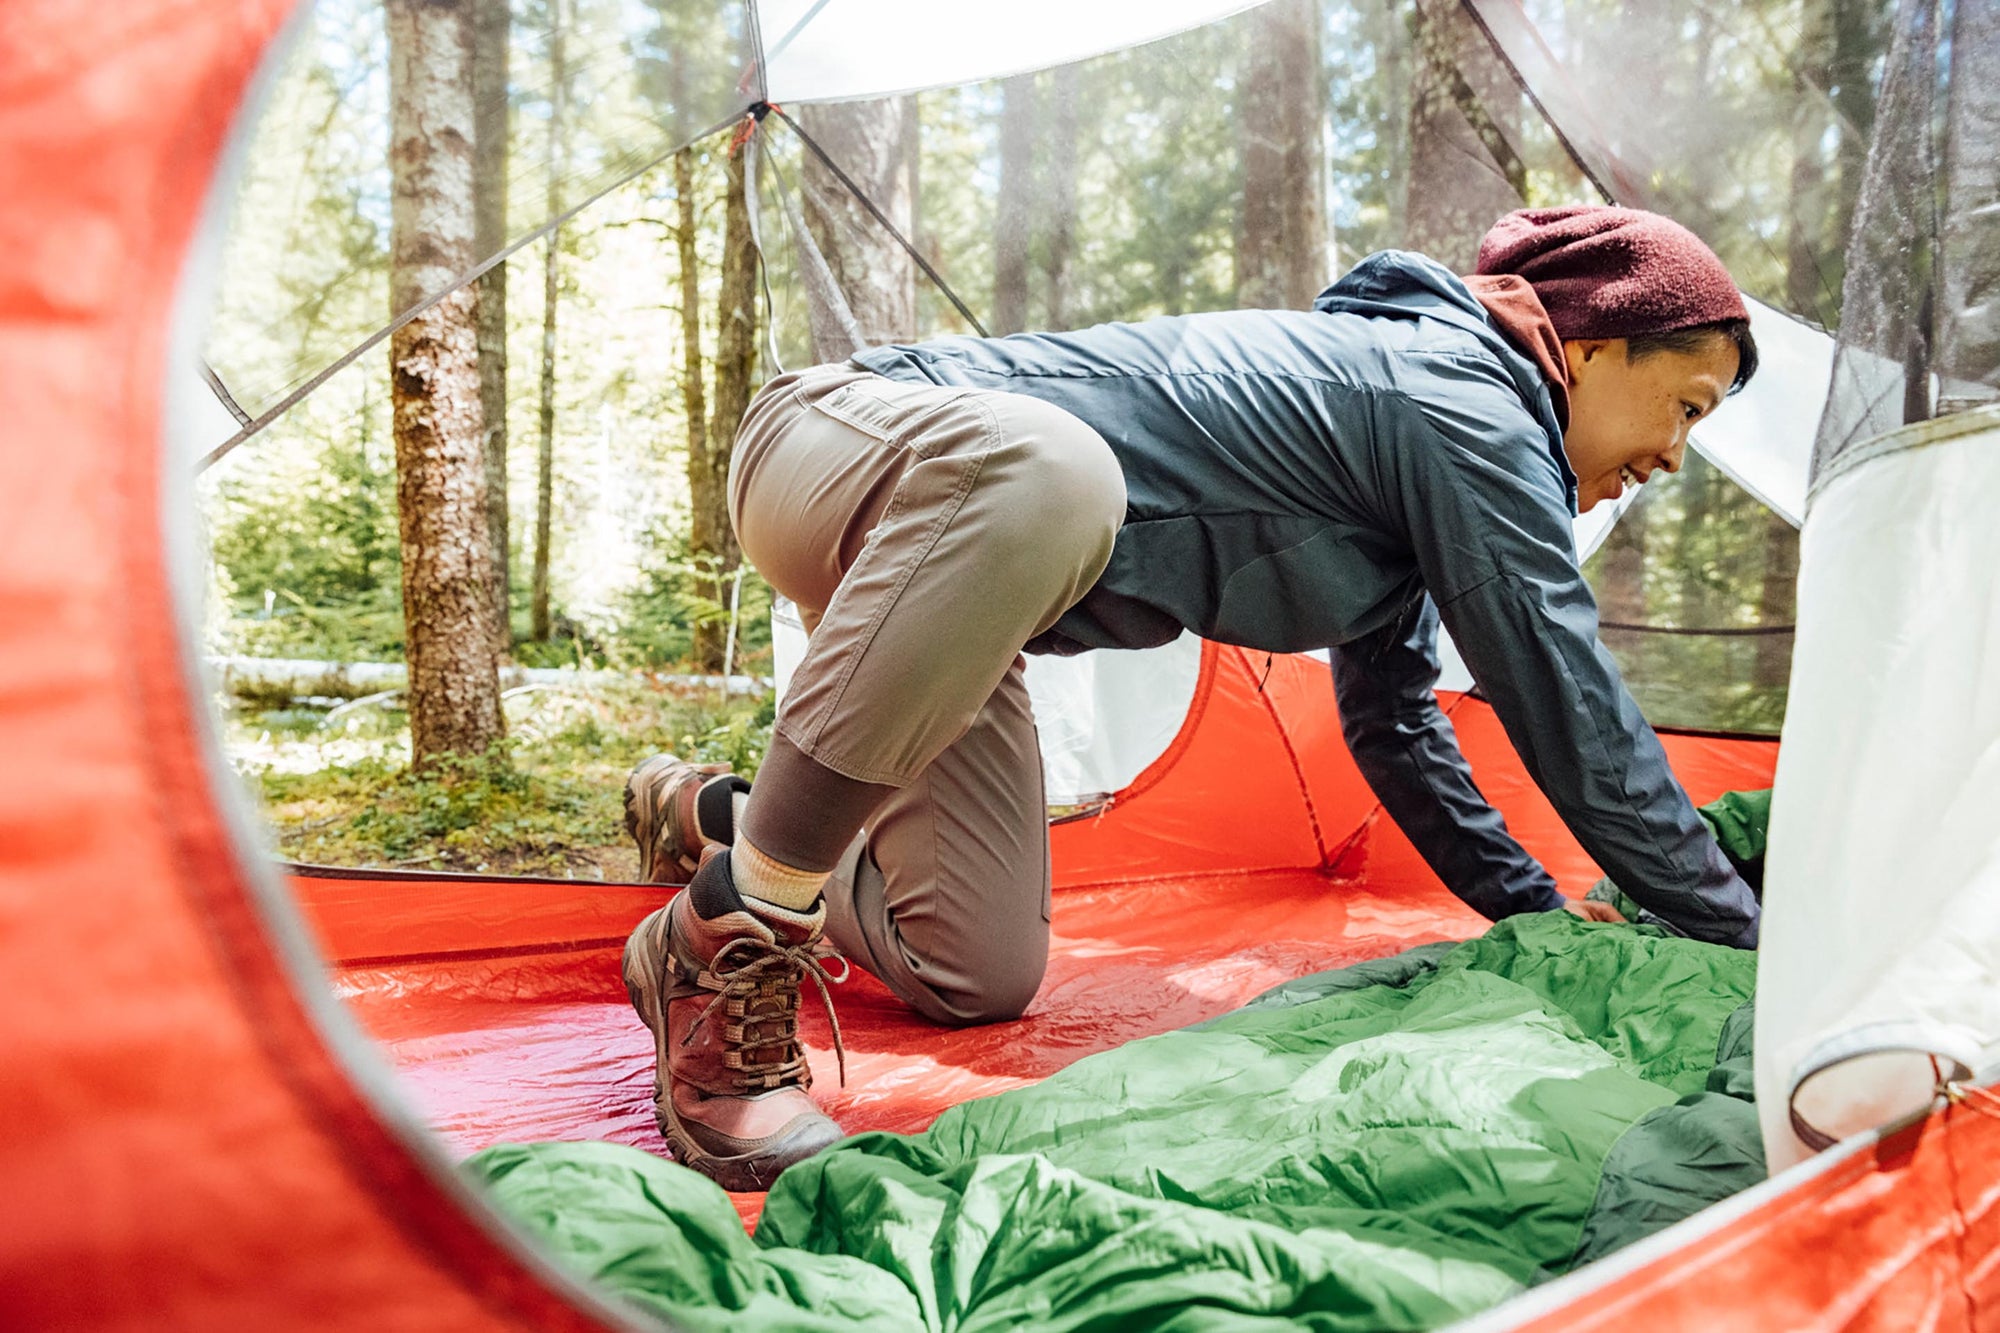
[3,0,1999,1330]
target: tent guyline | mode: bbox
[759,101,992,340]
[196,105,747,471]
[197,91,1000,471]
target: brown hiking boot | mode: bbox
[622,847,847,1191]
[624,754,749,883]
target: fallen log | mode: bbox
[206,656,771,706]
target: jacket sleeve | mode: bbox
[1331,595,1568,920]
[1368,376,1761,948]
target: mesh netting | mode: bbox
[1815,0,2000,481]
[205,0,1908,732]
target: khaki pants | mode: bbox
[729,365,1126,1024]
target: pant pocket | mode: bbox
[808,376,972,456]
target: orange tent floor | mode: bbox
[316,851,1490,1227]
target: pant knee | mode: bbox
[878,929,1047,1028]
[918,955,1047,1028]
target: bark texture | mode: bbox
[1237,0,1328,310]
[798,98,918,346]
[472,0,510,654]
[387,0,504,763]
[1403,0,1524,270]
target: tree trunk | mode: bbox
[206,655,771,705]
[708,147,757,518]
[1043,65,1081,328]
[1237,0,1327,309]
[904,94,925,270]
[472,0,510,655]
[1756,0,1827,685]
[678,146,718,672]
[1787,0,1837,324]
[994,74,1038,334]
[674,147,708,507]
[530,5,567,643]
[387,0,504,764]
[1829,0,1884,270]
[798,98,918,345]
[1374,0,1411,248]
[1403,0,1525,270]
[697,144,756,669]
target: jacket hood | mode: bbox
[1314,251,1575,503]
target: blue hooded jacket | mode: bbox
[854,251,1760,948]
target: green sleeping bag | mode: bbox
[471,914,1762,1331]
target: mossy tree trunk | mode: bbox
[993,75,1037,335]
[1403,0,1524,270]
[1043,66,1080,329]
[798,97,918,345]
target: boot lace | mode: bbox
[683,935,848,1093]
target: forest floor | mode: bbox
[225,677,775,879]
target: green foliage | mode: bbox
[208,402,407,660]
[612,526,773,672]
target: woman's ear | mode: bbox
[1563,338,1618,383]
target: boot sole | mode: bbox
[621,907,840,1194]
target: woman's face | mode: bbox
[1561,335,1739,511]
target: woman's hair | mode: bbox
[1626,318,1759,394]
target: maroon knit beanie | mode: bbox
[1474,205,1747,341]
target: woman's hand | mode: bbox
[1563,898,1627,923]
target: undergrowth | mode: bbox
[236,680,775,878]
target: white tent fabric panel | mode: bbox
[774,596,1204,805]
[1025,632,1204,806]
[1685,299,1832,527]
[1754,406,2000,1174]
[758,0,1273,105]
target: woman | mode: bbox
[619,205,1764,1191]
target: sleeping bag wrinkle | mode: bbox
[473,912,1759,1332]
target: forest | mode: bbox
[196,0,1888,875]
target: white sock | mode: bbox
[730,835,829,911]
